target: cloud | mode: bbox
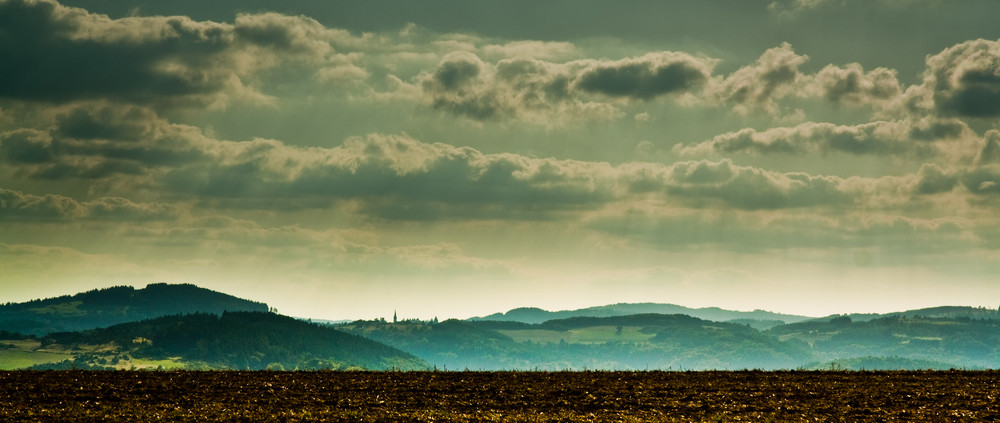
[417,50,714,123]
[481,40,579,61]
[768,0,942,15]
[0,103,210,181]
[674,118,973,160]
[977,130,1000,164]
[585,205,975,256]
[160,133,619,219]
[419,52,505,120]
[913,164,958,195]
[0,0,353,108]
[921,38,1000,118]
[622,159,849,210]
[767,0,831,14]
[961,165,1000,196]
[160,129,932,216]
[710,43,808,114]
[6,104,954,219]
[811,63,901,106]
[0,187,179,221]
[573,52,715,100]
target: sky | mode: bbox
[2,0,1000,321]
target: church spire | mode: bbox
[393,310,397,323]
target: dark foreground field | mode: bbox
[1,370,997,422]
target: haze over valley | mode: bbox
[2,284,997,371]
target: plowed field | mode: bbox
[1,370,997,421]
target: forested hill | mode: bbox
[821,306,1000,322]
[0,283,269,335]
[39,311,428,371]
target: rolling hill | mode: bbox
[24,311,428,370]
[3,283,998,371]
[0,283,269,335]
[817,306,1000,323]
[340,313,814,370]
[470,303,813,325]
[767,315,1000,369]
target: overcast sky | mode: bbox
[2,0,1000,320]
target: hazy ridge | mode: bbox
[2,284,998,371]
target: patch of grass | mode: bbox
[0,349,74,370]
[28,300,86,316]
[120,358,187,370]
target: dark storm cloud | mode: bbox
[0,0,233,103]
[0,129,56,164]
[0,103,210,180]
[573,52,713,100]
[55,106,156,140]
[0,0,335,107]
[922,38,1000,118]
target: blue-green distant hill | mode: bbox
[469,303,813,325]
[0,283,269,335]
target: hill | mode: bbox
[20,311,427,370]
[340,313,813,370]
[341,311,1000,370]
[0,283,269,335]
[470,303,813,325]
[817,306,1000,323]
[767,315,1000,369]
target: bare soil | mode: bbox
[1,370,997,421]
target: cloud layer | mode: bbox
[3,0,1000,318]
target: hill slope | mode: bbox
[341,313,813,370]
[818,306,1000,323]
[0,283,269,335]
[32,311,427,370]
[768,315,1000,369]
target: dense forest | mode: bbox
[35,312,427,370]
[0,284,269,335]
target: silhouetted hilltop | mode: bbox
[0,283,269,335]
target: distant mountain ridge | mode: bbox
[0,283,269,335]
[469,303,814,325]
